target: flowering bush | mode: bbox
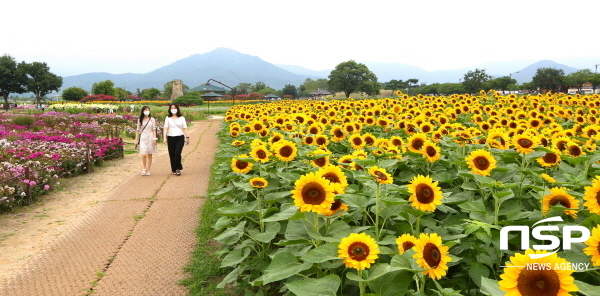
[0,112,133,212]
[208,94,600,295]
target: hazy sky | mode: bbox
[3,0,600,77]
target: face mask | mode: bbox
[170,109,178,114]
[143,111,150,116]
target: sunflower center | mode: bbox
[302,182,326,205]
[473,156,490,170]
[352,137,363,145]
[517,270,560,296]
[313,157,327,167]
[557,141,567,151]
[411,139,424,150]
[423,243,441,268]
[596,191,600,206]
[518,138,533,148]
[365,137,375,145]
[253,181,264,187]
[402,241,415,251]
[415,183,435,204]
[348,242,370,261]
[254,124,262,130]
[280,146,292,157]
[543,153,558,163]
[392,139,402,146]
[549,195,571,208]
[334,129,344,138]
[309,127,319,134]
[257,151,266,158]
[375,171,388,180]
[235,160,249,169]
[323,173,340,184]
[316,138,326,145]
[426,146,437,157]
[569,145,581,156]
[330,200,342,211]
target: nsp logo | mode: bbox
[500,216,590,259]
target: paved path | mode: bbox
[0,119,221,296]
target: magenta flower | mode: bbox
[44,185,50,190]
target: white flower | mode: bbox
[20,192,26,197]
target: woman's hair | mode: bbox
[138,106,151,124]
[167,104,182,117]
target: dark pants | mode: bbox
[167,135,185,172]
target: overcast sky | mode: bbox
[3,0,600,77]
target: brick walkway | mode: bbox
[0,119,221,296]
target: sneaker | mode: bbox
[175,169,181,176]
[141,170,147,176]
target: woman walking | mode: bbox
[163,104,189,176]
[134,106,158,176]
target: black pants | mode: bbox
[167,135,185,172]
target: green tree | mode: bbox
[62,86,89,101]
[113,87,130,101]
[589,73,600,94]
[141,87,161,100]
[92,80,115,96]
[383,79,408,94]
[462,69,491,94]
[22,61,63,104]
[487,76,517,94]
[328,60,379,98]
[531,67,565,93]
[0,54,26,109]
[281,84,297,98]
[172,93,203,107]
[564,69,593,93]
[251,81,268,93]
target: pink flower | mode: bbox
[29,181,37,186]
[44,185,50,190]
[23,179,30,184]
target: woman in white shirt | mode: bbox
[163,104,189,176]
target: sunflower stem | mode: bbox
[419,273,427,293]
[358,270,366,296]
[414,216,421,236]
[375,183,381,240]
[517,153,527,197]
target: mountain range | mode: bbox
[61,48,590,93]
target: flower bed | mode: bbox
[209,93,600,295]
[0,112,135,212]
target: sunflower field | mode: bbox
[208,92,600,296]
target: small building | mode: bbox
[309,88,331,99]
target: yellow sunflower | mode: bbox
[310,148,331,168]
[583,176,600,214]
[512,133,540,154]
[316,165,349,189]
[421,140,441,162]
[499,249,578,296]
[542,187,579,217]
[291,172,335,214]
[231,154,253,174]
[407,133,428,153]
[331,126,346,142]
[315,135,329,147]
[583,225,600,266]
[348,133,365,150]
[272,140,298,162]
[338,233,380,270]
[367,166,393,184]
[413,233,451,280]
[407,175,443,212]
[323,199,349,216]
[541,173,556,183]
[396,234,418,255]
[465,149,497,176]
[249,177,268,188]
[537,150,562,167]
[231,140,245,147]
[268,132,284,145]
[250,145,271,163]
[565,141,585,157]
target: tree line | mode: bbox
[408,68,600,96]
[0,54,63,109]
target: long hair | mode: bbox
[138,106,151,125]
[167,104,182,117]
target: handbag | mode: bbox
[135,119,152,149]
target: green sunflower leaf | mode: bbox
[480,277,504,296]
[261,251,312,284]
[286,274,341,296]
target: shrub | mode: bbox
[11,116,35,127]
